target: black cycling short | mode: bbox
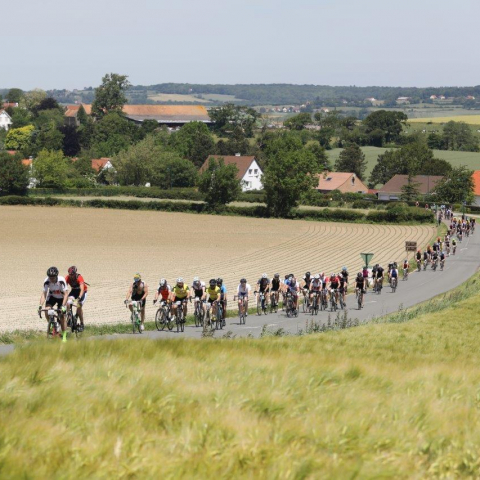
[131,293,146,308]
[46,296,63,308]
[69,288,87,304]
[173,296,187,304]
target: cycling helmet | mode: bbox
[240,278,247,283]
[133,273,141,282]
[357,272,362,278]
[68,266,77,276]
[342,266,347,271]
[375,264,379,268]
[193,276,199,282]
[404,259,408,263]
[314,274,320,280]
[47,266,59,277]
[209,279,217,286]
[331,273,336,277]
[176,277,184,284]
[217,277,223,284]
[159,278,167,286]
[262,273,267,279]
[274,273,280,278]
[305,271,311,277]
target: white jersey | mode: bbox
[191,281,205,291]
[43,276,67,299]
[237,283,251,295]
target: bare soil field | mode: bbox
[0,206,435,332]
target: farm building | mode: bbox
[377,175,443,201]
[0,109,12,130]
[472,170,480,206]
[315,172,368,194]
[64,104,211,128]
[200,155,263,192]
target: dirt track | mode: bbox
[0,206,435,332]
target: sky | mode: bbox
[3,0,480,90]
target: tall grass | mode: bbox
[2,276,480,477]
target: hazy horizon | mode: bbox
[4,0,479,91]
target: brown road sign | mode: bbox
[405,241,417,251]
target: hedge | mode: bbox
[0,196,435,224]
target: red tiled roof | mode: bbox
[472,170,480,196]
[316,172,353,191]
[200,155,257,180]
[3,102,18,108]
[7,150,17,156]
[378,175,443,195]
[22,159,32,167]
[91,158,112,172]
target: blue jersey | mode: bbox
[219,285,227,294]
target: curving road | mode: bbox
[1,225,478,355]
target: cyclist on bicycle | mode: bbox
[206,279,221,320]
[153,278,171,304]
[39,266,69,342]
[452,238,457,254]
[237,278,251,316]
[340,266,349,293]
[309,274,322,307]
[190,277,206,316]
[374,264,384,291]
[402,259,409,277]
[125,273,148,331]
[65,266,88,332]
[389,264,398,287]
[329,273,340,305]
[302,272,312,303]
[355,272,365,307]
[439,251,446,269]
[270,273,281,307]
[286,275,300,309]
[256,273,270,309]
[338,272,347,305]
[416,249,422,268]
[431,250,439,268]
[171,278,189,319]
[217,278,227,322]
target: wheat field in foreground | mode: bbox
[1,275,480,478]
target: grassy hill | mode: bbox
[327,146,480,181]
[2,273,480,477]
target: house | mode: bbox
[439,95,446,100]
[64,104,211,128]
[200,154,263,192]
[91,157,113,172]
[316,172,368,194]
[467,95,476,100]
[472,170,480,206]
[377,175,443,201]
[396,97,411,104]
[0,109,13,130]
[430,95,438,100]
[3,102,18,109]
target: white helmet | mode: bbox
[262,273,268,279]
[193,276,199,283]
[159,278,166,286]
[177,277,184,283]
[314,274,320,280]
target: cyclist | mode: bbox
[190,277,206,318]
[402,259,409,279]
[217,278,227,323]
[416,249,422,270]
[340,267,349,293]
[65,266,88,332]
[319,272,329,308]
[452,237,457,255]
[171,278,189,319]
[237,278,251,316]
[374,264,384,292]
[309,274,322,308]
[256,273,270,310]
[286,275,300,309]
[153,278,172,304]
[302,272,312,306]
[431,250,439,269]
[355,272,365,307]
[445,236,451,256]
[270,273,281,307]
[338,272,347,305]
[125,273,148,331]
[389,263,399,289]
[329,273,340,305]
[205,279,221,321]
[439,250,446,270]
[39,266,69,342]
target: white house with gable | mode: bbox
[201,154,263,191]
[0,110,12,130]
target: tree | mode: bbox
[5,125,35,151]
[33,150,69,188]
[10,108,33,129]
[400,175,421,201]
[198,158,241,207]
[262,132,323,217]
[150,153,198,189]
[34,124,65,153]
[427,132,444,150]
[209,104,259,137]
[334,143,367,180]
[6,88,23,103]
[0,151,29,195]
[91,73,131,119]
[363,110,408,144]
[20,89,47,111]
[170,121,216,167]
[77,105,89,126]
[34,97,61,114]
[434,166,475,204]
[306,142,330,170]
[59,125,81,157]
[442,121,479,152]
[284,113,312,130]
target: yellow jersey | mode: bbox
[206,286,220,301]
[172,285,189,299]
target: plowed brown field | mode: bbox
[0,206,435,332]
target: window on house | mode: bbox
[248,169,252,174]
[254,169,258,174]
[326,177,332,181]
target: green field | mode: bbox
[1,273,480,477]
[327,147,480,181]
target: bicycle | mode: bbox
[432,258,438,271]
[375,278,383,294]
[215,301,224,330]
[329,289,338,312]
[338,287,346,310]
[356,288,364,310]
[320,289,328,311]
[302,288,310,313]
[155,300,174,331]
[403,268,409,280]
[440,259,445,271]
[416,260,421,272]
[285,292,298,318]
[126,300,142,334]
[390,276,397,293]
[269,291,279,313]
[39,307,62,339]
[235,295,248,325]
[66,299,82,338]
[310,291,320,315]
[193,298,205,327]
[255,291,268,316]
[174,300,186,332]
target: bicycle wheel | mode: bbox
[137,312,142,334]
[257,300,262,316]
[73,315,82,338]
[67,311,74,334]
[131,313,136,334]
[155,308,165,331]
[358,293,362,310]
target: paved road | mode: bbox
[1,227,478,355]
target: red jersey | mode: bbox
[66,274,88,292]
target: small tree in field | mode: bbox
[198,158,241,208]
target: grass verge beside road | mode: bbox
[2,273,480,476]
